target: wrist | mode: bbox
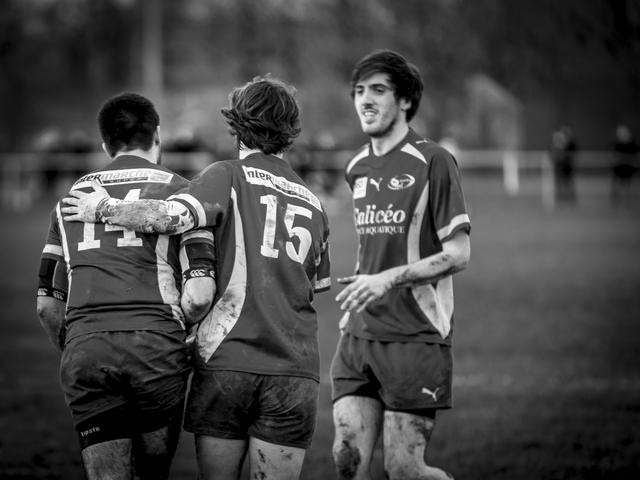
[95,197,110,222]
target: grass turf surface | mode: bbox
[1,173,639,479]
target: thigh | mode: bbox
[331,333,382,403]
[61,333,127,427]
[195,435,247,480]
[251,375,319,449]
[126,331,190,432]
[332,395,383,468]
[81,438,132,480]
[61,331,189,444]
[185,369,257,439]
[383,411,452,480]
[383,410,435,460]
[371,341,453,411]
[249,437,305,480]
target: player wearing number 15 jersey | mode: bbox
[37,93,215,480]
[62,77,331,480]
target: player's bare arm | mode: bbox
[36,296,66,351]
[337,230,470,312]
[181,277,215,326]
[61,180,195,234]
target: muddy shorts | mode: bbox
[331,332,452,411]
[60,330,190,447]
[185,370,319,449]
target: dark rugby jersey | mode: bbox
[169,152,331,380]
[41,155,211,341]
[343,129,470,344]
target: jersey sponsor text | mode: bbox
[73,168,173,189]
[242,166,321,210]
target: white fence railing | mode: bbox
[0,150,621,211]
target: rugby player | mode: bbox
[62,76,331,480]
[330,50,471,479]
[36,92,215,480]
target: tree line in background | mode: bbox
[1,0,638,152]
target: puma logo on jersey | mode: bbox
[421,386,440,401]
[369,177,383,191]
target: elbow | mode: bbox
[183,298,213,325]
[36,297,63,323]
[447,234,471,273]
[456,246,470,272]
[181,283,215,325]
[36,301,46,321]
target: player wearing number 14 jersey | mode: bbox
[62,77,331,479]
[37,93,215,480]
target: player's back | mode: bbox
[179,152,331,379]
[58,155,189,340]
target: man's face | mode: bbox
[353,73,409,138]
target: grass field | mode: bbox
[1,173,639,479]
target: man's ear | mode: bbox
[101,142,112,158]
[155,126,161,146]
[399,98,411,113]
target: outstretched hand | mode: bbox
[61,180,110,222]
[335,273,392,313]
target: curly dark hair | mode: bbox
[98,92,159,157]
[221,76,301,155]
[350,49,424,122]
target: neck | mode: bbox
[114,148,158,164]
[239,145,284,159]
[370,122,410,157]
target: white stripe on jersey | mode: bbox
[43,243,64,257]
[55,203,73,289]
[155,235,185,328]
[400,143,427,164]
[168,193,207,228]
[407,182,453,339]
[346,145,370,175]
[182,230,214,242]
[437,213,471,241]
[196,188,246,362]
[314,276,331,292]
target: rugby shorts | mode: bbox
[185,370,319,449]
[60,330,190,446]
[330,332,452,411]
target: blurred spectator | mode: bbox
[439,132,460,159]
[550,125,577,204]
[611,124,639,206]
[166,126,206,153]
[33,127,66,197]
[164,127,209,177]
[65,128,94,179]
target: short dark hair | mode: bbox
[97,92,159,157]
[221,76,301,155]
[350,50,423,122]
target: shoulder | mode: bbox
[404,132,454,165]
[346,144,370,175]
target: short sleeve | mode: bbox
[428,149,471,242]
[313,220,331,292]
[168,163,233,229]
